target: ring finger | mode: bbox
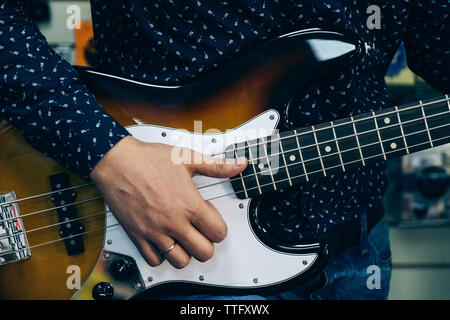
[151,235,191,269]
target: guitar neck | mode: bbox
[228,94,450,199]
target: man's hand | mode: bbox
[90,136,247,268]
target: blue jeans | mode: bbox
[170,217,392,300]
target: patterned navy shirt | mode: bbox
[1,0,449,232]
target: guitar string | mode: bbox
[1,111,449,225]
[196,112,450,190]
[2,116,449,226]
[0,209,108,242]
[208,96,450,158]
[1,96,448,208]
[0,182,96,207]
[1,134,449,255]
[0,196,104,224]
[0,223,121,259]
[204,135,450,200]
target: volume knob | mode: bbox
[92,282,114,300]
[111,258,135,280]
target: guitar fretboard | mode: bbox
[227,95,450,199]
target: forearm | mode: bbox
[0,1,130,179]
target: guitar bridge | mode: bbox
[0,192,31,265]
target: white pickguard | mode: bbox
[103,110,318,292]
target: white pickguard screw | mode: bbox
[199,275,204,281]
[253,278,258,284]
[269,114,275,120]
[239,203,244,209]
[302,260,308,265]
[148,276,153,282]
[161,132,167,137]
[107,239,112,245]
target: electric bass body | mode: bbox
[0,28,388,299]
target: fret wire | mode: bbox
[208,96,450,159]
[241,109,449,166]
[234,147,248,198]
[330,121,345,172]
[201,112,450,197]
[312,125,327,176]
[261,137,277,191]
[294,129,309,182]
[351,116,366,166]
[420,100,434,147]
[245,140,262,195]
[395,106,409,154]
[204,110,449,197]
[277,133,292,186]
[235,121,450,187]
[232,135,450,197]
[372,111,387,160]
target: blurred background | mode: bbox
[30,0,450,299]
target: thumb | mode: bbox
[192,155,247,178]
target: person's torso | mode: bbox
[88,0,413,229]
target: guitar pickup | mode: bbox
[50,173,85,256]
[0,192,31,266]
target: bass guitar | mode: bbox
[0,27,448,299]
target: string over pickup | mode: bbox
[49,173,85,256]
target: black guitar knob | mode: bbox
[92,282,114,300]
[111,258,135,280]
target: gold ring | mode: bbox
[161,241,177,256]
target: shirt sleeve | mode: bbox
[403,0,450,93]
[0,1,130,179]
